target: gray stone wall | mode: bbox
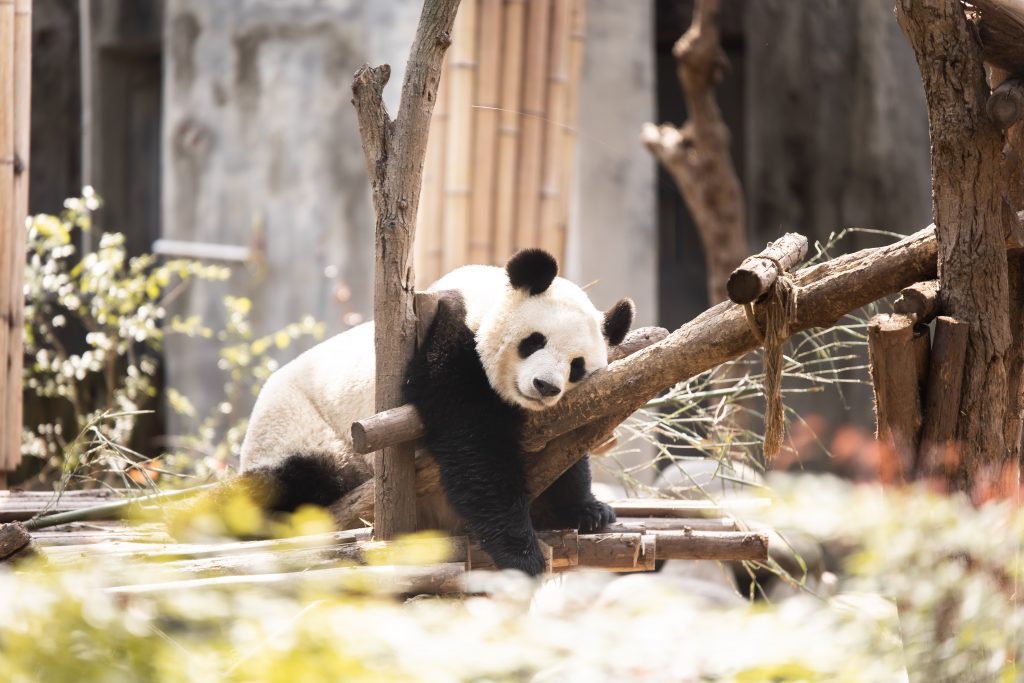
[162,0,418,434]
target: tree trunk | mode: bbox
[896,0,1015,490]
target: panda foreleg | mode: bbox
[431,444,546,576]
[531,455,616,533]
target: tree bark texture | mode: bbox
[868,313,928,481]
[351,0,460,538]
[918,316,970,479]
[641,0,747,305]
[896,0,1014,487]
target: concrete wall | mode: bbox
[162,0,419,431]
[566,0,658,328]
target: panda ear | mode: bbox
[603,298,634,347]
[506,248,558,295]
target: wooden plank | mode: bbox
[609,498,769,519]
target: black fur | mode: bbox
[243,452,351,513]
[506,249,558,295]
[406,292,613,576]
[531,456,616,533]
[603,298,635,346]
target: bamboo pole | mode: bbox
[493,0,527,262]
[6,0,31,477]
[555,0,586,258]
[0,0,15,486]
[514,0,552,250]
[469,0,503,265]
[414,52,448,287]
[537,0,572,261]
[442,0,477,273]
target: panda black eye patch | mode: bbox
[569,357,586,383]
[517,332,547,358]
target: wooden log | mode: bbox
[609,498,769,519]
[652,529,768,562]
[868,313,928,481]
[726,232,808,305]
[0,521,29,560]
[917,316,969,478]
[606,517,739,533]
[351,326,669,454]
[987,77,1024,129]
[469,0,502,265]
[493,0,526,262]
[351,0,461,539]
[513,0,551,250]
[0,0,15,481]
[577,532,657,572]
[893,279,940,323]
[442,0,477,273]
[331,227,940,527]
[107,563,467,596]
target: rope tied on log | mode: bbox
[740,254,799,460]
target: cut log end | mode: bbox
[726,232,809,304]
[0,522,31,561]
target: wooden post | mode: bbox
[868,313,929,481]
[0,0,30,487]
[917,316,969,479]
[351,0,461,539]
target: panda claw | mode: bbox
[576,500,616,534]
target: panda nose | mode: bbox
[533,378,561,397]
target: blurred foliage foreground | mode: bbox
[1,474,1020,683]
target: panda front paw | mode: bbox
[485,538,547,577]
[574,499,616,534]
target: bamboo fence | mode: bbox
[416,0,586,286]
[0,0,32,486]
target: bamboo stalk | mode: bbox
[514,0,552,250]
[555,0,586,258]
[493,0,527,262]
[469,0,503,265]
[416,50,451,287]
[0,0,15,480]
[538,0,572,260]
[442,0,477,273]
[6,0,31,475]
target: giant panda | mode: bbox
[240,248,634,575]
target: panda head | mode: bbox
[476,248,635,411]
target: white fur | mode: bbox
[239,262,611,529]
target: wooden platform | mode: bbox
[0,489,770,583]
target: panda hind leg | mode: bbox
[531,454,616,534]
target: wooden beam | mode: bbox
[351,0,461,539]
[893,279,940,324]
